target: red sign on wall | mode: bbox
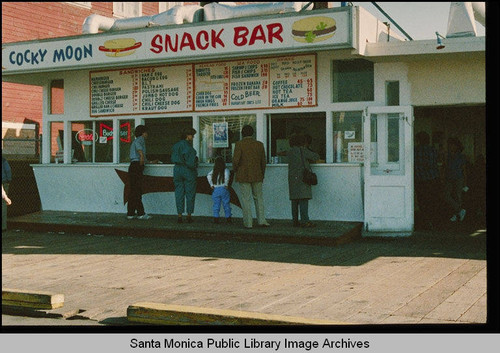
[99,122,131,143]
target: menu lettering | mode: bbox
[90,64,193,116]
[89,54,316,116]
[194,54,316,111]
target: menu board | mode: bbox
[194,54,316,111]
[89,54,316,116]
[90,64,193,116]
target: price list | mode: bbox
[270,55,315,107]
[90,55,316,116]
[195,62,229,109]
[194,54,316,111]
[90,65,193,116]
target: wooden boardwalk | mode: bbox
[2,227,487,326]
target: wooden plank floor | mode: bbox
[2,228,487,325]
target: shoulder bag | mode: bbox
[300,147,318,186]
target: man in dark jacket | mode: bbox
[232,125,269,229]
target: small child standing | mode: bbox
[207,156,232,223]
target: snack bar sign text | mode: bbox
[150,23,283,53]
[2,8,352,74]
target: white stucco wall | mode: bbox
[408,57,485,106]
[32,164,364,221]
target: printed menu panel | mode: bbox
[89,54,316,116]
[194,54,316,111]
[90,64,193,116]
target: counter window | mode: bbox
[70,120,113,163]
[144,117,193,164]
[119,119,134,163]
[199,115,256,164]
[332,111,363,163]
[268,112,326,164]
[332,59,374,102]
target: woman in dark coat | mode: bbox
[287,133,320,227]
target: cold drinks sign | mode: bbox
[2,8,352,74]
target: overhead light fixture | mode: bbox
[435,32,445,50]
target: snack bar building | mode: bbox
[1,3,485,235]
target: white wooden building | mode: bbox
[2,3,485,235]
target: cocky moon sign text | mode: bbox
[2,9,352,73]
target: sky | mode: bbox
[348,2,486,40]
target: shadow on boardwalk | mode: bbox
[2,226,486,268]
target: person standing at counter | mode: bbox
[444,137,467,222]
[232,125,270,229]
[207,156,232,224]
[172,127,198,223]
[287,133,320,228]
[127,125,154,220]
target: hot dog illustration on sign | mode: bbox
[99,38,142,57]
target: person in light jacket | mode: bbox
[287,133,320,228]
[127,125,156,220]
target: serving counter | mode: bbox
[32,163,364,222]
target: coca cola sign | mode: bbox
[75,129,97,145]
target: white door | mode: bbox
[363,106,414,233]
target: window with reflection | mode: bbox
[71,120,113,163]
[332,59,374,102]
[332,111,363,163]
[71,122,91,162]
[119,119,134,163]
[268,112,326,164]
[386,81,400,106]
[96,120,115,163]
[370,113,404,175]
[50,121,64,163]
[199,114,256,164]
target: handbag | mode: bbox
[300,148,318,186]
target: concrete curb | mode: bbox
[127,302,352,325]
[2,288,64,310]
[7,217,363,247]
